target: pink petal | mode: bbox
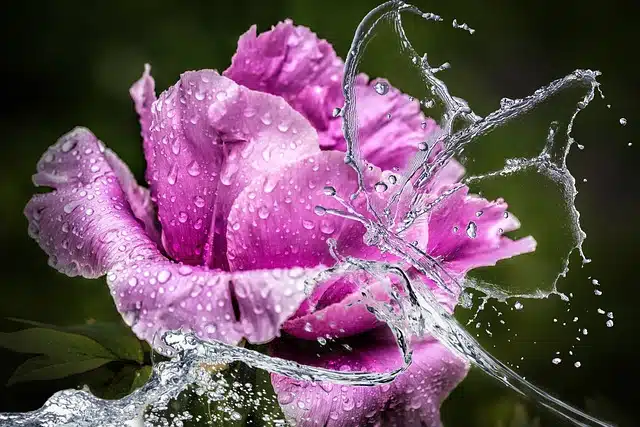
[25,128,316,346]
[224,21,440,171]
[134,68,320,267]
[427,186,537,274]
[226,150,384,272]
[130,63,156,171]
[271,327,468,427]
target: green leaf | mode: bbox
[7,355,112,385]
[7,318,144,363]
[0,328,114,359]
[130,365,152,392]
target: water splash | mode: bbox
[0,1,614,426]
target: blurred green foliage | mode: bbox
[0,0,637,425]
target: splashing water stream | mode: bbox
[0,1,615,426]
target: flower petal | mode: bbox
[427,186,536,274]
[271,327,468,427]
[130,63,156,170]
[226,150,384,272]
[137,68,320,267]
[224,21,439,171]
[25,128,316,346]
[226,150,435,340]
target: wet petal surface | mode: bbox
[25,128,316,347]
[224,20,439,171]
[271,327,468,427]
[137,68,320,266]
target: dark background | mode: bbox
[0,0,637,426]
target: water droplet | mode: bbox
[261,112,272,125]
[158,270,171,283]
[171,140,180,155]
[184,161,200,177]
[388,174,397,184]
[61,139,77,153]
[374,182,388,193]
[178,211,188,223]
[167,164,178,185]
[216,91,227,101]
[466,221,477,238]
[606,319,614,327]
[195,92,205,101]
[314,206,326,216]
[258,206,270,220]
[128,277,138,287]
[178,265,193,276]
[323,186,336,196]
[230,411,242,421]
[332,107,342,117]
[193,196,205,208]
[574,361,581,368]
[302,220,315,230]
[374,81,389,95]
[277,122,290,132]
[320,220,335,234]
[304,323,313,332]
[619,117,627,126]
[514,301,523,310]
[552,357,562,365]
[418,142,428,151]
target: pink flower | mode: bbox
[25,21,536,426]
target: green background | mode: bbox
[0,0,637,425]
